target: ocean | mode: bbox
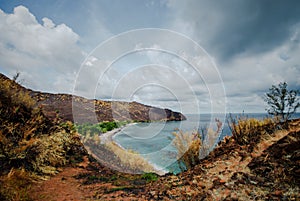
[113,113,300,174]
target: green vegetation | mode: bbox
[75,121,129,136]
[74,121,130,145]
[141,172,158,182]
[265,82,300,123]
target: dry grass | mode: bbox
[172,119,223,171]
[0,75,86,200]
[172,130,201,170]
[199,119,223,159]
[105,142,157,174]
[0,168,34,201]
[0,79,35,109]
[227,114,277,147]
[32,124,83,176]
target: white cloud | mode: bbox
[221,25,300,112]
[166,0,300,112]
[2,3,299,114]
[0,5,84,93]
[42,17,55,29]
[79,48,224,113]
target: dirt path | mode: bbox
[30,156,145,201]
[197,126,300,199]
[30,157,91,201]
[138,121,300,200]
[30,121,300,200]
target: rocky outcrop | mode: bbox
[29,92,186,123]
[0,73,186,124]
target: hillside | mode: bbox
[29,119,300,200]
[0,73,186,124]
[1,72,299,200]
[0,73,86,200]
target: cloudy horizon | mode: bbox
[0,0,300,114]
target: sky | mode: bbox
[0,0,300,114]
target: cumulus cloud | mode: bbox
[0,5,84,92]
[1,3,299,113]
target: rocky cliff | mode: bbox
[0,73,186,124]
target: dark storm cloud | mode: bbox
[169,0,300,61]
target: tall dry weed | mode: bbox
[105,142,157,174]
[172,119,223,171]
[227,114,277,147]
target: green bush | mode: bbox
[265,82,300,123]
[141,172,158,182]
[75,121,130,141]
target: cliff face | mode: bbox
[30,92,186,123]
[0,73,186,124]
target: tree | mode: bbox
[264,82,300,122]
[12,71,24,84]
[12,71,20,82]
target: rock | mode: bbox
[219,179,226,184]
[0,73,186,124]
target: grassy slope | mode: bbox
[0,75,86,200]
[1,74,299,200]
[28,120,300,200]
[139,119,300,200]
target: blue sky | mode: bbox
[0,0,300,113]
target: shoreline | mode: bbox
[99,122,137,145]
[98,122,168,175]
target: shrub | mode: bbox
[227,114,277,147]
[172,119,223,171]
[172,130,201,171]
[0,74,87,200]
[0,75,86,177]
[199,119,223,159]
[32,123,84,175]
[0,78,35,109]
[265,82,300,124]
[141,172,158,182]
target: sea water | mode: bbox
[113,113,300,174]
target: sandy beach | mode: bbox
[98,123,167,175]
[99,123,137,145]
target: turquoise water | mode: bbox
[113,113,300,174]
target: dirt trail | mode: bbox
[30,121,300,200]
[138,121,300,200]
[30,156,143,201]
[210,127,297,186]
[196,126,300,199]
[30,157,91,201]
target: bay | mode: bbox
[113,113,300,174]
